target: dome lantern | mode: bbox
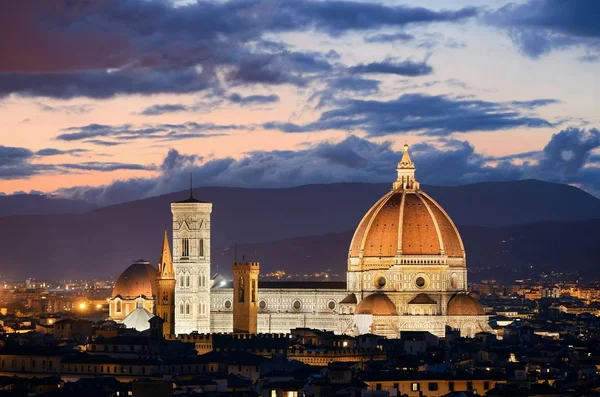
[393,143,419,191]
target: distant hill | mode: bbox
[0,194,98,217]
[0,180,598,280]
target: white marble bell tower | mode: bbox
[172,183,212,335]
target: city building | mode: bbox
[108,145,489,338]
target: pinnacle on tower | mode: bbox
[393,142,419,191]
[398,142,414,169]
[158,227,174,278]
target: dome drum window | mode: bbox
[327,300,336,311]
[414,274,430,289]
[224,300,232,310]
[292,300,302,311]
[375,276,387,289]
[259,300,267,310]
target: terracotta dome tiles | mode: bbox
[348,188,465,267]
[401,194,441,255]
[421,193,464,258]
[349,192,391,257]
[363,192,401,257]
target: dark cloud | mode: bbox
[274,2,478,36]
[0,145,149,180]
[52,128,600,204]
[35,148,90,157]
[263,93,555,136]
[85,140,124,147]
[0,67,218,99]
[228,93,279,105]
[56,122,243,143]
[487,0,600,59]
[365,32,415,43]
[60,162,153,172]
[0,146,40,178]
[226,50,334,86]
[139,104,189,116]
[327,76,380,94]
[0,0,477,98]
[349,58,433,76]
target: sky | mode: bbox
[0,0,599,205]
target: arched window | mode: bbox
[251,279,256,303]
[180,275,184,287]
[116,300,122,313]
[238,277,245,302]
[182,238,190,257]
[199,238,204,257]
[180,304,184,314]
[185,303,190,314]
[186,275,190,287]
[162,292,169,305]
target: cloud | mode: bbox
[0,67,219,99]
[56,122,243,143]
[59,162,153,172]
[365,32,415,43]
[35,148,90,157]
[36,103,94,115]
[263,93,555,136]
[349,58,433,76]
[228,93,279,105]
[52,127,600,204]
[486,0,600,59]
[0,145,148,180]
[139,104,189,116]
[85,140,124,147]
[274,2,478,36]
[0,0,477,98]
[326,76,380,95]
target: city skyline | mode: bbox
[1,0,599,205]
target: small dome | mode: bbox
[122,305,155,331]
[447,294,485,316]
[112,260,157,299]
[355,293,397,316]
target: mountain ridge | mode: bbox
[0,179,598,280]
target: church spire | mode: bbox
[393,142,419,191]
[158,227,174,278]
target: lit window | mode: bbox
[116,300,122,313]
[411,383,419,391]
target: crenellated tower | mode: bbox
[155,228,176,337]
[172,185,212,335]
[232,262,260,334]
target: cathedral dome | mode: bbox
[112,260,157,299]
[348,144,465,271]
[447,294,484,316]
[355,293,398,316]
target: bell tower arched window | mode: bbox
[182,238,190,257]
[199,239,204,257]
